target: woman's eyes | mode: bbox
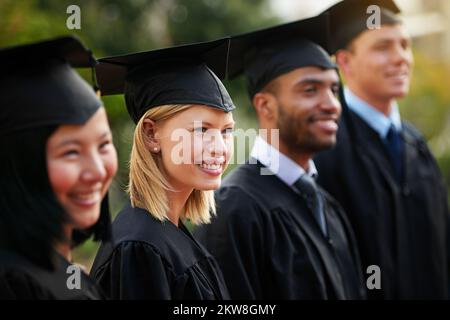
[62,149,79,157]
[194,127,208,133]
[222,128,234,135]
[99,140,112,151]
[194,127,234,134]
[60,140,112,158]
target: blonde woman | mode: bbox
[91,39,234,299]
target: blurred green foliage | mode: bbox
[400,52,450,189]
[1,0,449,269]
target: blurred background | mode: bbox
[1,0,449,269]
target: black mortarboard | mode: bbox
[227,15,336,98]
[0,36,102,136]
[96,38,235,123]
[320,0,401,52]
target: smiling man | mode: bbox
[314,0,450,299]
[194,16,365,300]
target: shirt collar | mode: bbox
[344,87,402,139]
[250,135,318,186]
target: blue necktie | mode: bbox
[384,124,404,182]
[294,174,327,236]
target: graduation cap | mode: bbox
[96,37,235,124]
[321,0,402,52]
[0,36,102,136]
[227,15,336,98]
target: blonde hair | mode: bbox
[128,104,216,225]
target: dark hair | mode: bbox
[0,126,111,269]
[0,127,63,269]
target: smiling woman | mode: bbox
[90,38,235,300]
[0,36,118,300]
[129,104,234,225]
[46,108,118,257]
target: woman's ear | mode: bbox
[143,118,160,153]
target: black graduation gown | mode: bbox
[0,250,104,300]
[90,203,230,300]
[314,103,450,299]
[194,161,366,300]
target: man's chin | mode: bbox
[313,142,336,153]
[288,138,336,154]
[385,85,410,99]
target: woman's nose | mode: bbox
[81,153,107,183]
[204,130,227,158]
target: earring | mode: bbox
[153,147,159,152]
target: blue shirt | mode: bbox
[344,87,402,139]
